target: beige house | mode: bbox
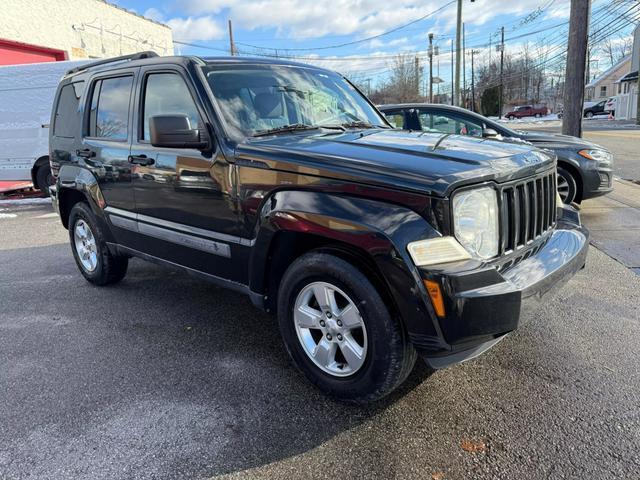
[615,24,639,121]
[0,0,173,65]
[585,55,631,102]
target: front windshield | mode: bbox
[202,64,387,139]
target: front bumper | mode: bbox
[418,205,589,369]
[582,163,614,199]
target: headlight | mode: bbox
[452,187,499,259]
[578,149,612,163]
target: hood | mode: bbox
[515,130,602,150]
[235,129,555,197]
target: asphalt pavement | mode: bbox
[1,195,639,479]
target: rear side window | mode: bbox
[53,82,85,138]
[88,76,133,140]
[383,112,405,128]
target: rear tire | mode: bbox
[585,111,594,119]
[68,202,128,286]
[35,163,53,194]
[507,115,515,120]
[277,252,416,403]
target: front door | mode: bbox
[128,66,240,281]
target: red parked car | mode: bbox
[505,105,548,120]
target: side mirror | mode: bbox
[483,128,499,138]
[149,115,209,149]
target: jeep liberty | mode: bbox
[49,52,589,402]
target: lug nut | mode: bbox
[337,334,343,341]
[337,320,343,327]
[326,312,332,318]
[319,320,326,327]
[326,334,333,341]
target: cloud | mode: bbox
[166,16,226,42]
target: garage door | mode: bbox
[0,38,66,65]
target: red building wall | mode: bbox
[0,38,67,65]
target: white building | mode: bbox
[0,0,173,65]
[615,24,639,120]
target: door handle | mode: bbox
[128,154,154,166]
[76,149,95,158]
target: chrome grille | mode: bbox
[499,171,557,255]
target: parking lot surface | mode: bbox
[1,196,639,479]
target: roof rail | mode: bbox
[66,51,159,75]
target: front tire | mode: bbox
[557,167,578,204]
[277,252,416,403]
[69,202,128,285]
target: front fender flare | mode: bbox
[249,190,448,348]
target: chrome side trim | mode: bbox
[138,222,231,257]
[105,206,254,246]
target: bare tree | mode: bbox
[369,53,424,104]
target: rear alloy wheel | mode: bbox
[278,252,416,403]
[585,111,594,119]
[69,202,128,285]
[557,167,578,204]
[535,113,541,118]
[507,115,515,120]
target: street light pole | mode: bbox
[499,26,504,119]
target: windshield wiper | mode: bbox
[252,124,319,137]
[341,121,388,129]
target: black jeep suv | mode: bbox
[49,52,589,402]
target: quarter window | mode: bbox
[53,82,85,138]
[142,73,200,141]
[88,76,133,140]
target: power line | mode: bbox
[237,0,457,52]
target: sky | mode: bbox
[111,0,637,89]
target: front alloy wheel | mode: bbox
[277,251,417,403]
[557,167,578,204]
[293,281,367,377]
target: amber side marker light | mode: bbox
[424,279,446,318]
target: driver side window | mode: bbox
[418,111,483,137]
[142,72,200,141]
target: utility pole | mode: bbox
[228,19,236,56]
[451,41,455,106]
[498,26,505,119]
[428,33,434,103]
[462,22,466,107]
[562,0,591,138]
[471,50,478,112]
[415,55,420,98]
[455,0,462,106]
[636,69,640,125]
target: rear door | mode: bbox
[82,69,137,211]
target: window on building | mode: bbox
[142,73,200,141]
[88,76,133,140]
[600,86,607,97]
[53,82,85,138]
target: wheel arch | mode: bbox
[56,164,107,229]
[248,190,445,343]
